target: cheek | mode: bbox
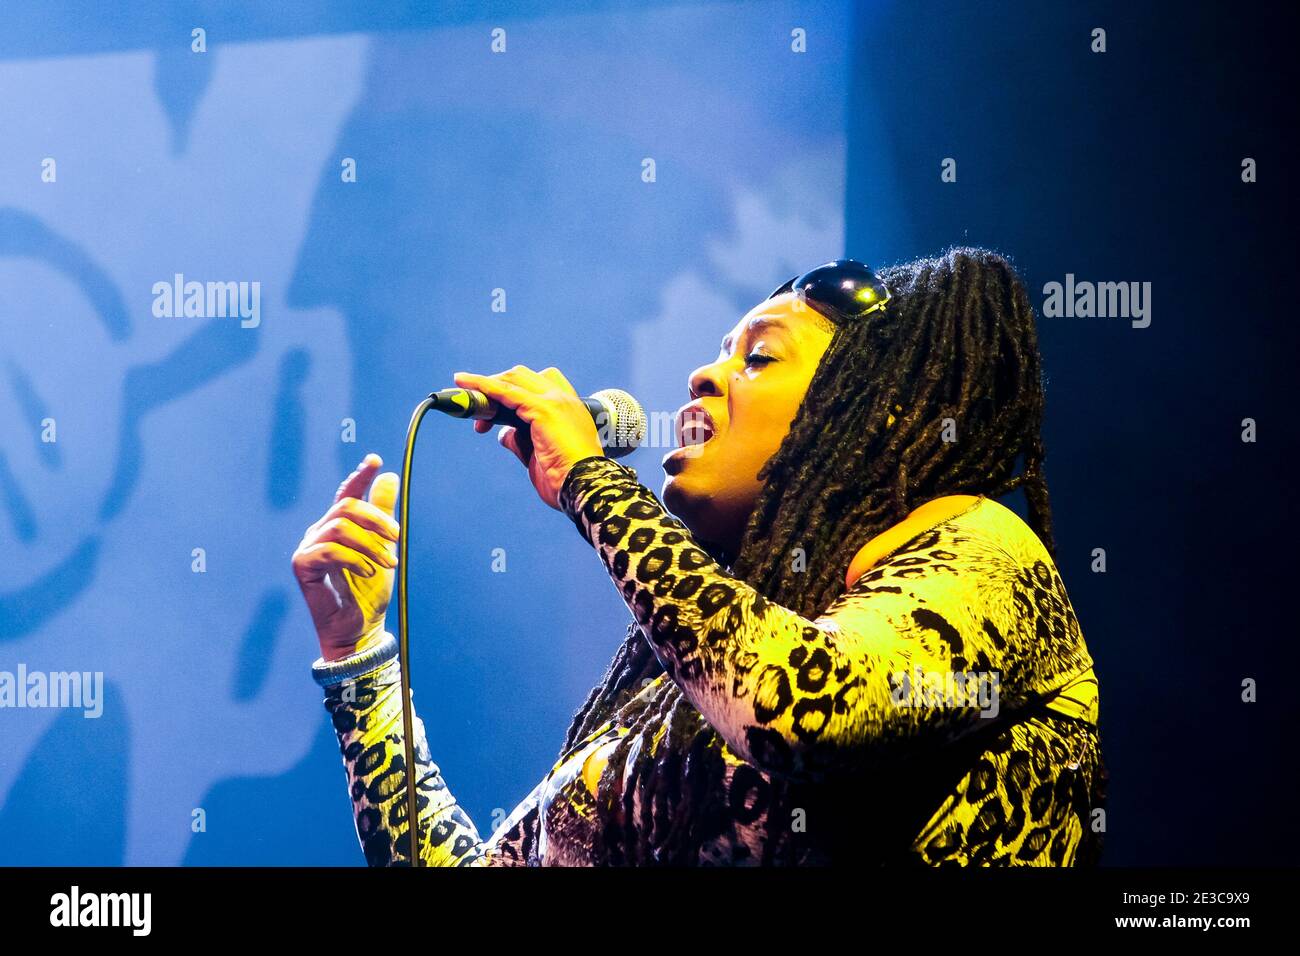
[726,382,802,465]
[727,420,781,472]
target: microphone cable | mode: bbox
[393,386,642,866]
[397,395,435,866]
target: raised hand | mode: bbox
[292,453,401,661]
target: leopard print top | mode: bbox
[320,455,1105,866]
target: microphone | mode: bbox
[427,386,647,459]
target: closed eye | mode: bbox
[745,352,776,367]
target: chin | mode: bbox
[661,470,707,531]
[662,468,750,565]
[660,472,690,519]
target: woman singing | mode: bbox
[292,249,1106,866]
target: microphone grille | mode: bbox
[591,388,647,459]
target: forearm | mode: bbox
[321,652,487,867]
[557,456,1018,781]
[556,457,856,777]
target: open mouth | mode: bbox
[677,405,716,448]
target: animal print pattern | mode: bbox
[321,454,1105,865]
[322,662,490,866]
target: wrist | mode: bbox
[312,629,399,688]
[558,454,632,520]
[320,622,388,663]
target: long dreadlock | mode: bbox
[560,247,1063,864]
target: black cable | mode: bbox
[397,396,435,866]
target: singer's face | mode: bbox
[661,292,835,558]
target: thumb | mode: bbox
[368,471,401,518]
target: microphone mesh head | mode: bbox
[591,388,646,459]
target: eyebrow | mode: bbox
[720,316,793,354]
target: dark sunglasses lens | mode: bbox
[791,260,890,315]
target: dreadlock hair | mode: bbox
[560,247,1057,864]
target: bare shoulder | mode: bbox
[844,494,981,589]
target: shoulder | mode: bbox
[844,494,1044,589]
[838,495,1094,699]
[844,494,978,589]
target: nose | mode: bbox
[687,359,725,401]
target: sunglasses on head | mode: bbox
[768,259,891,319]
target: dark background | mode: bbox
[853,1,1296,864]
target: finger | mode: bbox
[334,453,382,504]
[368,472,401,521]
[315,517,399,568]
[453,371,539,419]
[491,365,552,391]
[310,496,400,540]
[294,541,378,581]
[538,366,577,394]
[497,425,534,466]
[474,419,492,434]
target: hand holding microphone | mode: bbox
[449,365,636,511]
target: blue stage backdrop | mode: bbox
[0,2,1291,866]
[0,1,868,866]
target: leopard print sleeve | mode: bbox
[557,455,1096,784]
[323,653,542,866]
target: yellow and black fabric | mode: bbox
[321,455,1105,866]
